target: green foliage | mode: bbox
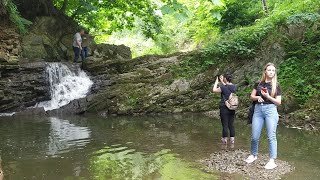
[219,0,262,31]
[102,4,191,57]
[1,0,32,34]
[53,0,162,38]
[170,0,320,79]
[184,0,224,45]
[160,0,190,22]
[279,14,320,104]
[287,13,320,24]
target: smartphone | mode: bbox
[262,87,267,93]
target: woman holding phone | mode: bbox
[212,73,237,144]
[245,63,282,170]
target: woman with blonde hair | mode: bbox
[245,63,282,170]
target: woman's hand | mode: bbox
[215,76,219,82]
[212,76,221,93]
[257,96,264,103]
[219,75,224,82]
[261,89,270,98]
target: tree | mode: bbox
[5,0,161,37]
[261,0,269,14]
[52,0,162,38]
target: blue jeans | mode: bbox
[73,46,81,62]
[251,103,279,159]
[81,47,88,61]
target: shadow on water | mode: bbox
[0,114,319,179]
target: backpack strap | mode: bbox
[222,85,235,101]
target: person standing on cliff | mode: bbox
[72,29,84,63]
[80,31,90,62]
[212,73,237,145]
[245,63,282,170]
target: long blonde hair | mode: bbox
[261,63,278,97]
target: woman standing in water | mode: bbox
[245,63,282,170]
[212,73,237,144]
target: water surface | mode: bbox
[0,114,319,179]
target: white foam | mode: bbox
[37,63,93,111]
[0,112,15,116]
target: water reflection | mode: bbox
[47,117,91,156]
[90,145,216,180]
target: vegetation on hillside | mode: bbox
[0,0,32,33]
[168,0,320,109]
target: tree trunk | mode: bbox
[261,0,269,14]
[0,0,7,15]
[61,0,68,13]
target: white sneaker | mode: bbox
[230,137,235,144]
[245,155,257,163]
[264,159,277,170]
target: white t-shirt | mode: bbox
[72,32,82,47]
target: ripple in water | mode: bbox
[47,117,91,156]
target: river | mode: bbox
[0,114,319,179]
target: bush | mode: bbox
[219,0,262,31]
[279,13,320,104]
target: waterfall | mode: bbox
[37,63,93,111]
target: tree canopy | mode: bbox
[5,0,320,58]
[52,0,162,38]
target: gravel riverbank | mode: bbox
[201,149,294,180]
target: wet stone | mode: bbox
[200,149,294,180]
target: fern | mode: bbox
[2,0,32,34]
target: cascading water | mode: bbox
[37,63,93,111]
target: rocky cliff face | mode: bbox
[0,61,50,112]
[0,26,21,64]
[84,53,217,115]
[83,40,286,116]
[21,16,79,61]
[0,15,80,62]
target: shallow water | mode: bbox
[0,114,319,179]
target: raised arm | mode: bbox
[212,76,221,93]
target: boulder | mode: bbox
[93,44,132,60]
[47,95,94,115]
[169,79,190,92]
[20,16,80,61]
